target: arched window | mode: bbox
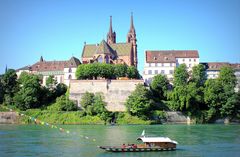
[97,56,103,63]
[105,55,109,63]
[68,75,72,80]
[69,68,72,73]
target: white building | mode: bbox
[143,50,199,85]
[202,62,240,92]
[16,56,81,86]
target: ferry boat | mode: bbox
[98,130,178,152]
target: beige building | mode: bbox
[16,56,81,86]
[202,62,240,92]
[143,50,199,85]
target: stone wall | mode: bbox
[165,111,191,124]
[0,112,19,124]
[69,79,144,111]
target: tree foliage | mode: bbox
[2,69,18,105]
[190,64,207,87]
[14,72,41,110]
[150,74,169,100]
[76,63,140,80]
[80,92,110,123]
[125,84,154,119]
[173,64,189,86]
[46,75,57,89]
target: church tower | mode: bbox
[127,13,137,67]
[107,16,116,44]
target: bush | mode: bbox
[48,95,78,111]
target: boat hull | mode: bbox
[98,146,176,152]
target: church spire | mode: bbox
[127,13,137,67]
[130,12,135,32]
[107,16,116,44]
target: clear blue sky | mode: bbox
[0,0,240,74]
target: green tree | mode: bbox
[190,64,207,87]
[127,66,140,79]
[173,64,189,86]
[46,75,57,89]
[114,64,127,78]
[56,95,78,111]
[80,92,95,109]
[218,66,237,88]
[150,74,169,100]
[0,76,4,103]
[204,79,224,120]
[2,69,18,105]
[14,72,42,110]
[125,84,154,119]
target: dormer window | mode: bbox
[154,57,157,60]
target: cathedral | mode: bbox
[81,14,138,67]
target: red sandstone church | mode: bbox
[81,14,138,67]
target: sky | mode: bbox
[0,0,240,74]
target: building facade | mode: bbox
[202,62,240,92]
[143,50,199,85]
[16,56,81,86]
[81,15,138,67]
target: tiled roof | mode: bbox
[203,62,240,70]
[82,40,132,58]
[16,65,31,71]
[145,50,199,63]
[31,57,81,72]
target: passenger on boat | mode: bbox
[121,144,126,148]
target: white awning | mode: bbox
[138,137,178,144]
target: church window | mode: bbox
[105,55,109,63]
[68,75,72,80]
[97,56,103,63]
[69,68,72,73]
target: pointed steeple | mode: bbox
[40,56,44,62]
[107,16,116,44]
[109,16,113,34]
[127,13,137,67]
[5,65,8,73]
[129,12,135,33]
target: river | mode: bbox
[0,124,240,157]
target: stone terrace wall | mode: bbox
[69,80,144,111]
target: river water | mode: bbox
[0,124,240,157]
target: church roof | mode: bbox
[82,41,132,58]
[146,50,199,63]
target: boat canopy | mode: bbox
[137,137,178,144]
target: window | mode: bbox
[189,59,191,61]
[148,70,152,75]
[183,59,185,62]
[154,70,158,74]
[161,63,164,67]
[68,75,72,80]
[149,63,151,67]
[105,55,109,63]
[170,63,172,67]
[194,59,196,62]
[155,63,157,67]
[189,64,191,67]
[161,70,165,74]
[97,56,103,63]
[68,68,72,73]
[170,70,173,74]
